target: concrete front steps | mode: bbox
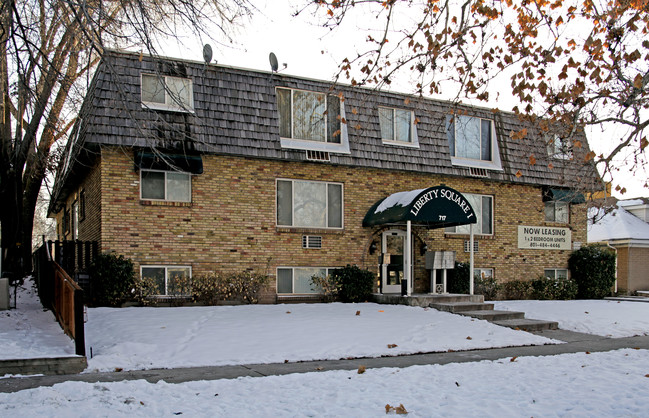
[429,296,558,332]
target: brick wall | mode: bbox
[616,246,629,293]
[627,247,649,293]
[92,147,587,299]
[55,159,102,246]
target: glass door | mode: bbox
[381,230,406,293]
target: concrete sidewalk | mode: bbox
[2,329,649,394]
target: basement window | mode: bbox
[141,265,192,296]
[277,267,338,294]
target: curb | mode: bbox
[0,356,87,376]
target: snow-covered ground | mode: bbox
[0,281,76,359]
[2,349,649,416]
[495,300,649,337]
[83,302,555,372]
[3,281,649,416]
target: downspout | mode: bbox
[606,242,618,294]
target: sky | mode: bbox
[160,0,648,199]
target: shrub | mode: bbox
[475,275,501,301]
[88,253,135,307]
[530,275,578,300]
[331,265,374,303]
[569,245,616,299]
[447,262,501,300]
[310,274,342,302]
[501,279,533,300]
[133,275,160,306]
[190,272,270,304]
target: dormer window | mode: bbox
[546,134,573,160]
[379,107,419,147]
[276,87,350,154]
[141,74,193,112]
[446,115,502,170]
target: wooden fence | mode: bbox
[52,262,85,356]
[33,241,88,356]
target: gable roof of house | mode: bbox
[50,49,600,213]
[588,206,649,242]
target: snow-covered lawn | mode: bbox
[2,349,649,417]
[3,280,649,376]
[84,303,553,372]
[0,281,76,360]
[495,300,649,338]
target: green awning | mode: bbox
[134,150,203,174]
[543,188,586,204]
[363,185,478,229]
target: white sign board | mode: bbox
[425,251,456,269]
[518,226,571,250]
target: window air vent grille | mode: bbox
[464,240,479,252]
[302,235,323,249]
[469,167,488,178]
[306,150,331,162]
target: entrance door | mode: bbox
[381,229,406,293]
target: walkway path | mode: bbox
[2,329,649,394]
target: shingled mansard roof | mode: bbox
[50,49,600,214]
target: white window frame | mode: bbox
[378,106,419,147]
[546,134,573,160]
[141,73,194,113]
[544,201,570,223]
[445,193,494,236]
[544,268,569,280]
[140,169,192,203]
[276,178,344,229]
[276,267,339,295]
[71,200,79,240]
[276,87,350,154]
[447,115,503,170]
[473,268,494,280]
[141,265,192,296]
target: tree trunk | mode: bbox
[0,171,25,279]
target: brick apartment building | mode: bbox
[48,50,599,302]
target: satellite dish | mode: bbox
[203,44,213,64]
[269,52,279,72]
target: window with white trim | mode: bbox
[546,134,573,160]
[473,268,493,280]
[446,115,502,169]
[545,201,569,223]
[277,267,338,294]
[141,74,193,112]
[378,107,417,146]
[544,268,568,280]
[71,201,79,240]
[445,194,493,235]
[276,87,350,153]
[277,179,343,229]
[141,266,192,296]
[141,170,191,202]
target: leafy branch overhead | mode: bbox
[0,0,251,277]
[307,0,649,191]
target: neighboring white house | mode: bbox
[588,198,649,294]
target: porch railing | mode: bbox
[52,261,85,356]
[33,240,88,356]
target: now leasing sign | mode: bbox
[518,226,572,250]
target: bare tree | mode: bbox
[301,0,649,194]
[0,0,251,278]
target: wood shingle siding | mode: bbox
[51,49,598,213]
